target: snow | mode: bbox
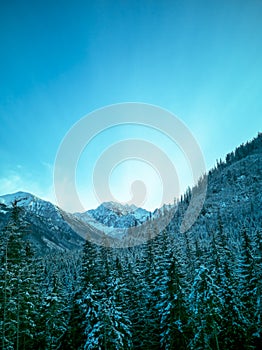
[0,191,35,207]
[42,237,64,251]
[74,201,152,237]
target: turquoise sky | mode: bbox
[0,0,261,211]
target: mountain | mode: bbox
[0,192,152,252]
[0,191,85,253]
[163,132,262,248]
[87,201,150,227]
[74,201,151,236]
[0,133,261,253]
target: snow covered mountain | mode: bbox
[75,202,150,230]
[0,191,152,252]
[0,191,61,218]
[2,133,260,253]
[72,202,151,239]
[0,192,85,253]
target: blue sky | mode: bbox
[0,0,261,211]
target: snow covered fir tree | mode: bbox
[0,132,261,349]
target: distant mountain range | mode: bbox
[75,201,150,232]
[0,191,153,253]
[0,132,261,254]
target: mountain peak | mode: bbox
[76,201,151,231]
[0,191,36,207]
[100,201,138,216]
[0,191,84,252]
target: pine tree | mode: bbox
[100,256,133,350]
[215,219,244,349]
[237,227,262,348]
[188,264,222,350]
[157,254,188,349]
[0,203,39,349]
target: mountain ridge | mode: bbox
[0,132,261,252]
[0,191,153,252]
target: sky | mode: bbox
[0,0,261,212]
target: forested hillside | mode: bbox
[0,133,261,349]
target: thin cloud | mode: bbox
[0,169,54,204]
